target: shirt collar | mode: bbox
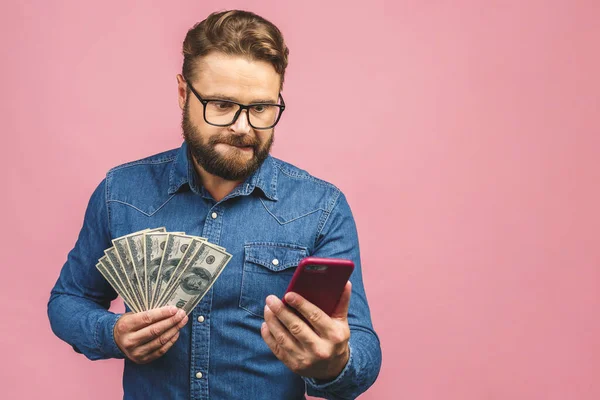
[168,141,278,201]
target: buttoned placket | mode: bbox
[188,181,257,399]
[190,200,224,399]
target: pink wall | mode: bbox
[1,0,598,399]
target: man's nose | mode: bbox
[230,109,251,133]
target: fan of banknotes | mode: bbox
[95,228,232,315]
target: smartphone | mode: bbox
[283,256,354,317]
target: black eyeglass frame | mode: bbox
[185,79,286,130]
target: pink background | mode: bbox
[1,0,599,399]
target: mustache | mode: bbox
[210,135,259,148]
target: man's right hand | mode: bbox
[114,306,188,364]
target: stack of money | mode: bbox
[96,228,231,315]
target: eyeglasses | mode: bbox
[185,79,286,130]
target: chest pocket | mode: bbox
[240,242,308,318]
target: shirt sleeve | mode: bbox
[303,191,382,399]
[47,178,126,360]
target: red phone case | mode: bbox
[283,256,354,316]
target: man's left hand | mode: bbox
[261,281,352,381]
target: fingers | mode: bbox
[330,281,352,320]
[261,295,353,379]
[263,304,301,355]
[127,306,180,331]
[132,316,187,359]
[278,292,335,337]
[129,308,187,345]
[261,321,292,365]
[114,306,189,364]
[265,296,320,344]
[136,330,181,364]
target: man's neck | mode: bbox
[192,157,244,202]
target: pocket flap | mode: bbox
[244,242,308,272]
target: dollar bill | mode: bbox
[104,246,142,312]
[151,233,199,308]
[161,242,232,314]
[113,230,150,311]
[96,257,139,313]
[144,232,170,309]
[153,236,207,306]
[99,255,136,311]
[98,229,230,312]
[126,227,165,309]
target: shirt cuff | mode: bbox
[303,344,355,391]
[95,312,126,359]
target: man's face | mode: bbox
[178,52,281,181]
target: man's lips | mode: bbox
[220,143,254,151]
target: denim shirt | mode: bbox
[48,142,381,400]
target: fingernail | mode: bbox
[177,309,185,318]
[266,296,275,307]
[261,322,267,331]
[264,304,270,314]
[285,293,296,304]
[170,307,178,315]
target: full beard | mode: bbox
[181,101,274,181]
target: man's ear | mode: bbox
[176,74,187,110]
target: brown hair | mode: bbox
[182,10,289,91]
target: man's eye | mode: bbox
[252,105,267,113]
[213,101,234,109]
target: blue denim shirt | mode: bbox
[48,142,381,399]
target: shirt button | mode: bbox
[211,212,218,219]
[272,259,279,266]
[196,372,203,379]
[197,315,205,323]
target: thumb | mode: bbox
[330,281,352,320]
